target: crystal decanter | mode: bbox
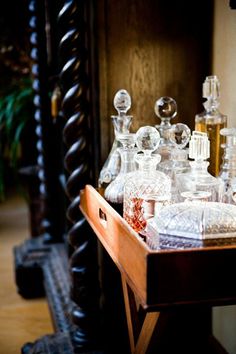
[123,126,171,235]
[195,75,227,176]
[218,127,236,204]
[154,96,177,161]
[104,132,137,215]
[98,89,133,189]
[148,201,236,250]
[176,131,223,202]
[157,123,191,202]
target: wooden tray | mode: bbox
[80,185,236,310]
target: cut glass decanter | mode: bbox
[98,89,133,189]
[195,75,227,176]
[123,126,171,234]
[149,201,236,240]
[218,127,236,204]
[154,96,177,161]
[104,133,137,214]
[176,131,223,202]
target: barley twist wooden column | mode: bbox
[29,0,65,243]
[14,0,66,299]
[59,0,101,350]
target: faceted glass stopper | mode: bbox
[136,126,160,153]
[189,131,210,160]
[113,89,131,115]
[154,96,177,120]
[169,123,191,149]
[203,75,220,100]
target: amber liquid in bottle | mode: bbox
[195,75,227,177]
[195,121,226,176]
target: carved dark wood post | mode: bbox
[59,0,102,351]
[29,0,65,243]
[14,0,66,299]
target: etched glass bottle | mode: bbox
[123,126,171,235]
[104,133,137,215]
[157,123,191,202]
[195,75,227,176]
[218,128,236,204]
[176,131,223,202]
[98,89,132,189]
[154,96,177,161]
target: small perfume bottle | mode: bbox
[218,128,236,204]
[158,123,191,202]
[195,75,227,176]
[123,126,171,234]
[176,131,223,202]
[104,133,137,215]
[154,96,177,161]
[98,89,133,189]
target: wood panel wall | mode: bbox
[97,0,213,164]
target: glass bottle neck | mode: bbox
[189,160,209,174]
[112,115,132,137]
[119,147,137,174]
[203,98,220,112]
[136,155,161,172]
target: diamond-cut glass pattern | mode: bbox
[151,201,236,240]
[124,171,171,233]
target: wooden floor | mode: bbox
[0,192,53,354]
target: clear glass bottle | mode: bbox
[98,89,133,190]
[123,126,171,235]
[195,75,227,176]
[218,128,236,204]
[149,200,236,245]
[154,96,177,161]
[157,123,191,202]
[104,133,137,215]
[176,131,223,202]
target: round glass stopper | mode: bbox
[113,89,131,115]
[136,126,160,152]
[154,96,177,120]
[169,123,191,149]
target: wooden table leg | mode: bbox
[121,274,160,354]
[134,312,160,354]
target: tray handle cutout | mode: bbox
[99,208,107,228]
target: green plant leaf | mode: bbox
[10,120,25,168]
[0,77,33,197]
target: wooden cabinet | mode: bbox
[96,0,213,165]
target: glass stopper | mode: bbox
[154,96,177,122]
[203,75,220,100]
[113,89,131,115]
[189,131,210,160]
[136,126,160,154]
[169,123,191,149]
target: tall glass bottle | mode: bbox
[98,89,133,190]
[104,133,137,215]
[218,128,236,204]
[123,126,171,235]
[158,123,191,202]
[195,75,227,176]
[154,96,177,161]
[176,131,223,202]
